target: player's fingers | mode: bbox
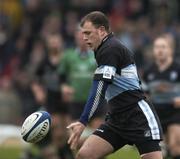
[66,124,73,129]
[71,135,79,150]
[67,134,74,144]
[71,142,77,150]
[66,122,77,129]
[68,132,76,144]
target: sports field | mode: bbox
[0,147,21,159]
[107,146,140,159]
[0,145,140,159]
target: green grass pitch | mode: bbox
[0,145,140,159]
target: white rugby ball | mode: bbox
[21,111,51,143]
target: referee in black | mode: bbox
[67,11,163,159]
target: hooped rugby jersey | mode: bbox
[143,61,180,106]
[79,33,145,125]
[93,33,145,112]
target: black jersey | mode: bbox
[143,61,180,106]
[144,61,180,82]
[79,33,162,141]
[93,33,145,113]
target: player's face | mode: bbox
[47,35,63,51]
[153,38,173,62]
[81,21,103,51]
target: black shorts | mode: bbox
[93,99,163,154]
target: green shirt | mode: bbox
[58,48,96,102]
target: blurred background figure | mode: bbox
[58,26,97,120]
[50,113,74,159]
[27,6,67,115]
[21,33,74,159]
[31,33,66,114]
[40,12,62,40]
[143,34,180,159]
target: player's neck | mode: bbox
[94,33,108,52]
[49,50,63,65]
[156,57,173,72]
[101,32,109,42]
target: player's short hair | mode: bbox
[154,33,175,50]
[80,11,110,33]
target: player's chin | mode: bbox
[88,45,94,50]
[86,43,93,49]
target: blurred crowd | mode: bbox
[0,0,180,159]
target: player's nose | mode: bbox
[83,35,88,42]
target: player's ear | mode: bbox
[98,26,106,37]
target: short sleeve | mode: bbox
[94,46,120,82]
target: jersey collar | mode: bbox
[94,32,114,55]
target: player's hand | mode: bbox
[67,122,85,150]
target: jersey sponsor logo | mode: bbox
[103,66,116,79]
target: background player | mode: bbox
[58,26,97,120]
[143,34,180,159]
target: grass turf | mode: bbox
[107,146,140,159]
[0,147,22,159]
[0,145,140,159]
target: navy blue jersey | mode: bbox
[93,33,145,113]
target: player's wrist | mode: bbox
[79,118,88,127]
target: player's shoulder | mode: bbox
[169,60,180,77]
[104,35,123,48]
[100,38,127,56]
[106,36,133,55]
[171,60,180,69]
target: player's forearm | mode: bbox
[79,80,108,125]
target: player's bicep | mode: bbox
[94,47,119,82]
[94,65,116,82]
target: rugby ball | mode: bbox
[21,111,51,143]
